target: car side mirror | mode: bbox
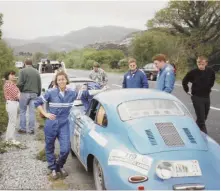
[42,88,45,93]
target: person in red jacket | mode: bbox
[3,70,21,145]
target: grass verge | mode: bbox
[36,111,45,129]
[49,178,69,190]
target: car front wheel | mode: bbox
[93,157,106,190]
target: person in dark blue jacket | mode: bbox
[153,54,175,93]
[122,58,148,88]
[34,71,77,180]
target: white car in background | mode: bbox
[15,61,24,69]
[37,60,66,74]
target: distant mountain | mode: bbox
[13,43,55,54]
[3,26,140,53]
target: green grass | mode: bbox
[0,141,7,153]
[49,178,69,190]
[0,140,27,153]
[0,98,8,136]
[36,148,47,161]
[215,72,220,84]
[36,129,45,142]
[36,111,45,129]
[36,148,59,162]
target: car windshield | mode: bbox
[118,99,191,121]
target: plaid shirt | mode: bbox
[89,68,108,85]
[4,81,20,101]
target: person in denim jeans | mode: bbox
[17,58,41,134]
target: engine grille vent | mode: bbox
[145,129,157,146]
[183,128,197,144]
[155,123,185,147]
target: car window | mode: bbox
[118,99,192,121]
[67,81,93,91]
[95,105,108,127]
[86,99,99,121]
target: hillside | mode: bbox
[4,26,139,53]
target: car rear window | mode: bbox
[118,99,191,121]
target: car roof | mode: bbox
[69,77,94,82]
[40,73,55,77]
[38,61,61,65]
[94,89,180,106]
[40,73,76,80]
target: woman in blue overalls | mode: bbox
[35,71,77,180]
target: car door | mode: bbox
[72,99,100,164]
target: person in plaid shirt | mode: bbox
[3,70,21,145]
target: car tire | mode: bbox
[93,157,106,190]
[150,74,154,81]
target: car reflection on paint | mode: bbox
[69,89,220,190]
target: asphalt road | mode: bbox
[67,69,220,144]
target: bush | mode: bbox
[0,40,15,135]
[131,30,189,71]
[118,58,128,68]
[82,59,95,70]
[0,102,7,135]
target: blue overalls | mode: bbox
[34,87,77,171]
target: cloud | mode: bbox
[0,1,167,39]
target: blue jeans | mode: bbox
[19,92,37,131]
[44,118,70,170]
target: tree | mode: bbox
[0,13,16,134]
[48,52,60,60]
[147,1,220,65]
[131,30,188,70]
[0,40,16,134]
[32,52,45,64]
[0,13,3,39]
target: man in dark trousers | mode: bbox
[45,59,53,73]
[182,56,215,134]
[122,58,148,88]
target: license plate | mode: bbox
[171,160,202,178]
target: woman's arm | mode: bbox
[37,105,56,120]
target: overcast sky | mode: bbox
[0,1,168,39]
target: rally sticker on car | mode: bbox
[108,149,153,175]
[73,129,81,156]
[171,160,202,177]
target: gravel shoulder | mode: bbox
[0,124,51,190]
[0,115,94,190]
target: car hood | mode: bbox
[125,116,208,155]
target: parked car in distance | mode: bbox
[141,63,158,81]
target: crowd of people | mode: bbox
[3,53,216,179]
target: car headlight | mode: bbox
[156,161,173,180]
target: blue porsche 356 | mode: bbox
[68,89,220,190]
